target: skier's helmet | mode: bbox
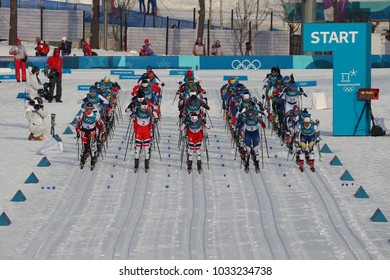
[141,79,149,87]
[146,65,153,71]
[140,100,148,110]
[89,86,97,94]
[276,75,283,82]
[186,69,193,77]
[190,112,198,122]
[86,102,94,109]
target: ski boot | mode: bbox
[305,154,310,165]
[134,158,139,172]
[187,160,192,174]
[309,159,315,172]
[90,156,97,171]
[254,160,260,173]
[145,159,149,172]
[298,160,304,172]
[244,156,250,173]
[197,160,202,174]
[80,156,86,169]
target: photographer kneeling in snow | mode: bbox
[25,97,49,141]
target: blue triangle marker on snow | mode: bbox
[330,155,342,166]
[11,190,26,202]
[63,126,74,134]
[354,186,369,198]
[53,134,62,142]
[71,117,78,125]
[320,143,332,153]
[16,92,27,99]
[370,208,388,222]
[37,156,51,167]
[76,109,83,116]
[0,212,11,226]
[25,172,39,184]
[340,170,354,181]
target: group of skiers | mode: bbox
[124,66,163,172]
[174,70,210,173]
[75,77,122,170]
[27,63,320,173]
[261,66,321,171]
[221,67,321,172]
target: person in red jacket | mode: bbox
[46,48,63,103]
[35,37,50,56]
[9,38,28,82]
[80,39,93,56]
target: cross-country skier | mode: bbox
[75,102,106,170]
[295,117,320,172]
[131,99,159,172]
[239,107,266,173]
[182,111,209,173]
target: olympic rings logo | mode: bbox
[231,59,261,70]
[299,82,308,86]
[343,87,354,92]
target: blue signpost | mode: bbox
[303,23,371,136]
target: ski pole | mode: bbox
[76,137,80,161]
[172,92,178,105]
[124,118,132,143]
[317,142,322,162]
[206,110,214,128]
[154,130,162,161]
[262,127,269,158]
[124,129,134,162]
[180,138,186,170]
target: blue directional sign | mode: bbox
[303,23,371,136]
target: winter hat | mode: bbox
[54,48,60,55]
[62,36,67,41]
[144,39,150,44]
[15,38,21,44]
[86,102,94,109]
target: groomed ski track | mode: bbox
[6,70,390,260]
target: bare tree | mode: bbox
[273,0,301,54]
[233,0,270,55]
[90,0,100,49]
[112,0,135,51]
[9,0,17,45]
[197,0,206,40]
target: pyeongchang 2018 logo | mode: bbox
[231,59,261,70]
[336,69,361,93]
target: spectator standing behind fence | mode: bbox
[150,0,157,15]
[146,0,151,13]
[193,37,205,56]
[81,39,93,56]
[139,39,155,56]
[139,0,146,13]
[59,36,72,56]
[244,41,253,56]
[46,48,63,103]
[9,38,28,82]
[211,40,223,56]
[35,37,50,56]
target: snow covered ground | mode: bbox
[1,40,390,280]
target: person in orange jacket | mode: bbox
[9,38,28,82]
[46,48,63,103]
